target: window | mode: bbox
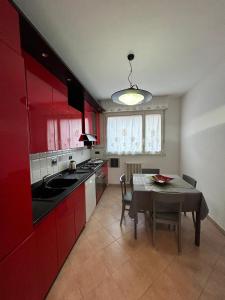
[145,114,161,153]
[106,113,162,154]
[107,115,142,154]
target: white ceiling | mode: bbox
[14,0,225,100]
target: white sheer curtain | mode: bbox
[145,114,161,153]
[107,115,142,154]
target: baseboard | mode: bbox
[207,215,225,236]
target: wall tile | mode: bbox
[30,148,91,184]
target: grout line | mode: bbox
[197,248,222,300]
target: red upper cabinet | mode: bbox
[34,211,58,299]
[0,42,33,260]
[68,105,83,148]
[84,98,101,144]
[24,53,56,153]
[95,112,101,145]
[0,0,21,54]
[0,234,39,300]
[52,81,70,150]
[84,100,94,134]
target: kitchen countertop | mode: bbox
[32,160,107,225]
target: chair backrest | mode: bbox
[142,168,160,174]
[120,174,127,199]
[151,191,184,213]
[182,174,197,188]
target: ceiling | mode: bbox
[14,0,225,100]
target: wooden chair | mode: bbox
[142,168,160,174]
[151,191,184,254]
[182,174,197,226]
[120,174,132,226]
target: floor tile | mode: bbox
[46,185,225,300]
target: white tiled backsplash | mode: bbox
[30,149,91,184]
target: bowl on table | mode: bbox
[151,174,173,184]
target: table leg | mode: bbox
[195,211,201,246]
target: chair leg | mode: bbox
[178,223,182,254]
[120,203,125,226]
[134,219,137,240]
[152,219,156,247]
[192,211,196,228]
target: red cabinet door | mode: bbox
[0,0,21,54]
[95,112,101,144]
[55,196,76,268]
[25,53,55,153]
[69,105,83,148]
[0,42,33,260]
[53,85,70,150]
[84,100,94,134]
[0,234,39,300]
[34,211,58,299]
[74,184,86,238]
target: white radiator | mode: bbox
[125,163,141,182]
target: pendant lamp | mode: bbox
[111,53,152,105]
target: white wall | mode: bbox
[92,96,181,184]
[180,62,225,230]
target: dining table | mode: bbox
[129,174,209,246]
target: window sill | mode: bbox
[106,152,166,157]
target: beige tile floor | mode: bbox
[46,185,225,300]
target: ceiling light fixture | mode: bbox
[41,52,48,58]
[111,53,152,105]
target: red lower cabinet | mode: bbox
[0,234,39,300]
[74,184,86,238]
[55,195,76,268]
[55,184,86,267]
[34,211,58,299]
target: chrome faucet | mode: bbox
[42,173,62,186]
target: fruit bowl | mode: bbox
[151,175,173,184]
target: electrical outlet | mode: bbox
[51,157,57,166]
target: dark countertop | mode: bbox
[32,160,107,225]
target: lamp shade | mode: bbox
[111,87,152,106]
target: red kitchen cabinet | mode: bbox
[0,234,39,300]
[24,53,56,153]
[84,100,94,134]
[68,105,83,148]
[55,195,76,268]
[74,184,86,238]
[53,83,70,150]
[84,99,101,144]
[95,112,101,144]
[0,41,33,260]
[0,0,21,54]
[34,211,58,299]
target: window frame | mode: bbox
[105,110,165,156]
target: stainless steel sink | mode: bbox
[32,185,65,200]
[46,178,79,188]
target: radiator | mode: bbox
[125,163,141,182]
